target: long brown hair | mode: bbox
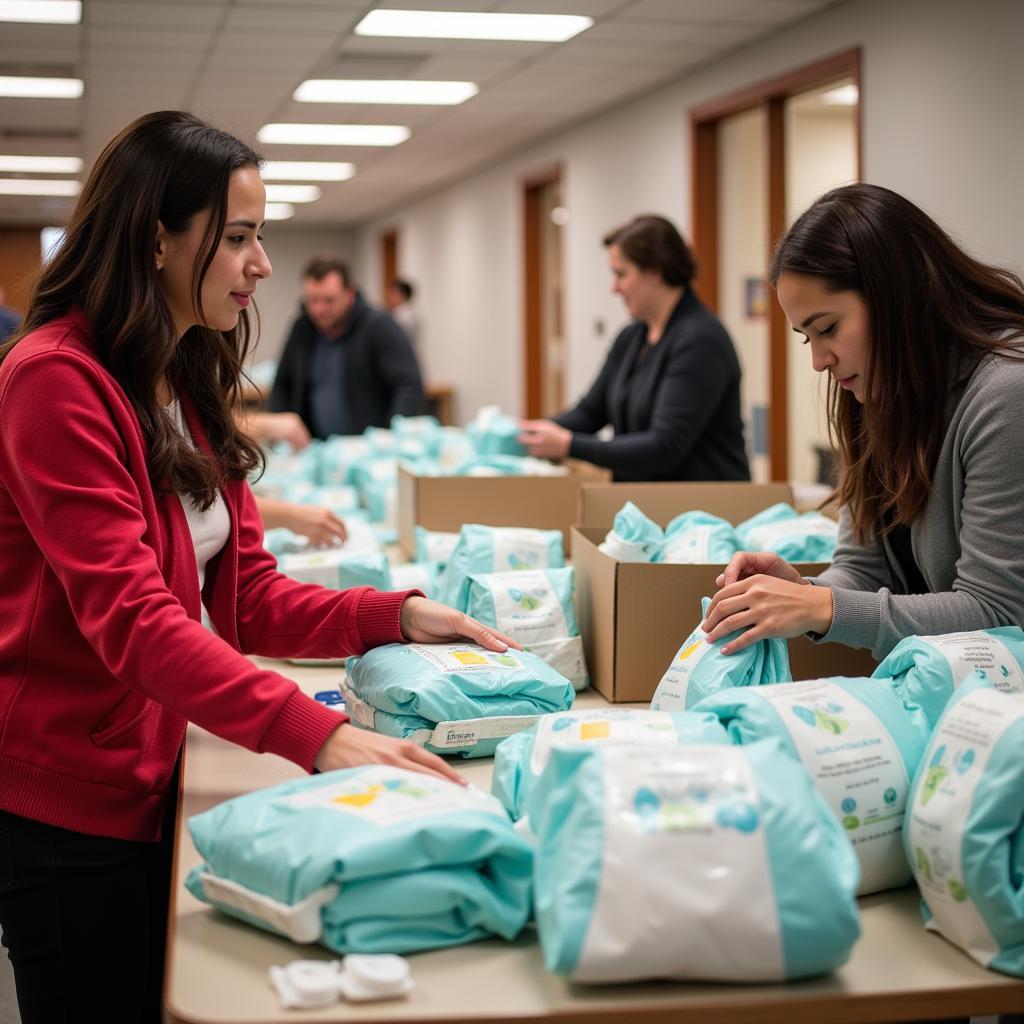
[0,110,265,510]
[770,183,1024,542]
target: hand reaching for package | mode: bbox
[517,419,571,460]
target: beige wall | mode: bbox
[351,0,1024,456]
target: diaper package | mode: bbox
[264,528,309,558]
[904,678,1024,977]
[186,766,533,955]
[650,597,791,711]
[413,527,461,568]
[491,708,729,820]
[736,503,838,562]
[343,643,575,758]
[454,455,566,477]
[696,677,930,894]
[873,627,1024,728]
[439,525,565,609]
[656,511,739,564]
[277,549,392,591]
[597,501,664,563]
[315,436,371,486]
[463,568,588,690]
[530,740,860,982]
[389,562,440,599]
[466,406,526,457]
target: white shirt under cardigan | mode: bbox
[166,399,230,590]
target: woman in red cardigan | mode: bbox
[0,111,513,1024]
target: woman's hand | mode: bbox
[399,596,522,652]
[701,574,834,655]
[715,550,805,588]
[245,411,312,450]
[314,722,465,784]
[518,419,571,460]
[256,497,348,546]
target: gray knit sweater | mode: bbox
[811,350,1024,660]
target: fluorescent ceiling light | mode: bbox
[0,178,80,196]
[0,76,83,99]
[261,160,354,182]
[355,10,593,42]
[821,83,859,106]
[263,184,322,204]
[0,155,82,173]
[263,203,295,221]
[0,1,80,24]
[258,123,410,147]
[294,79,478,105]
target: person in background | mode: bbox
[0,286,20,343]
[0,111,515,1024]
[384,276,420,348]
[519,214,750,482]
[702,183,1024,661]
[268,257,423,439]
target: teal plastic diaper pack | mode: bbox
[656,511,739,564]
[466,406,525,457]
[413,527,461,568]
[597,501,664,562]
[650,597,790,711]
[343,643,575,758]
[529,740,861,982]
[736,503,838,562]
[696,677,930,894]
[904,678,1024,977]
[277,549,393,591]
[463,567,588,690]
[873,627,1024,728]
[491,708,729,820]
[186,766,533,955]
[439,525,565,609]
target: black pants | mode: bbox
[0,780,178,1024]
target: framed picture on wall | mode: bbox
[744,276,769,318]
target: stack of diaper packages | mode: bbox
[650,596,791,711]
[526,739,861,982]
[463,567,589,691]
[904,676,1024,976]
[491,707,728,821]
[695,676,930,895]
[186,766,533,955]
[439,524,565,609]
[597,501,664,562]
[342,642,575,758]
[873,626,1024,729]
[277,547,392,592]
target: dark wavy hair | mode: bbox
[0,110,265,510]
[602,214,696,288]
[770,183,1024,541]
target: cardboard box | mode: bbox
[574,483,877,703]
[397,460,611,558]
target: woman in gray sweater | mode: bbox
[702,183,1024,661]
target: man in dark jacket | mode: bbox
[267,256,424,438]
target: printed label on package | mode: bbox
[661,526,713,564]
[489,570,569,642]
[492,529,556,573]
[906,688,1022,965]
[919,632,1024,692]
[758,680,908,893]
[649,629,715,711]
[747,517,837,549]
[431,714,541,749]
[410,643,523,673]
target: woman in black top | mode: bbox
[519,215,750,482]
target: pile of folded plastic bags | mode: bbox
[903,676,1024,977]
[528,740,861,981]
[463,567,588,690]
[343,642,575,758]
[695,676,930,894]
[873,626,1024,728]
[186,766,533,954]
[650,596,791,710]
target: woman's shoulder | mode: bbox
[962,344,1024,398]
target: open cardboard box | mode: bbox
[574,482,877,703]
[397,459,610,558]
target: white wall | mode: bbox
[353,0,1024,438]
[250,226,357,367]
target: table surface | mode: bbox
[164,659,1024,1024]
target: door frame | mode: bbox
[689,47,862,480]
[379,228,398,304]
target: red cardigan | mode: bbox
[0,310,412,841]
